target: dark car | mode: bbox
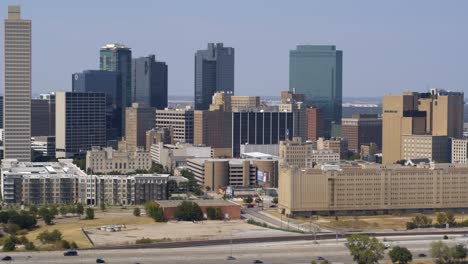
[418,253,427,258]
[316,256,325,261]
[96,258,106,263]
[1,256,12,261]
[253,260,263,264]
[63,250,78,256]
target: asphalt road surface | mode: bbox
[1,235,468,264]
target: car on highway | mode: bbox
[226,256,236,260]
[418,253,427,258]
[316,256,325,261]
[1,256,12,261]
[253,260,263,264]
[63,250,78,256]
[96,258,106,263]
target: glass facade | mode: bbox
[289,45,342,138]
[132,55,168,110]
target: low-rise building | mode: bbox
[452,139,468,164]
[86,146,151,174]
[402,135,450,162]
[151,142,212,171]
[146,127,173,151]
[155,108,194,143]
[308,150,340,166]
[279,137,315,168]
[317,137,348,159]
[157,199,241,220]
[279,162,468,216]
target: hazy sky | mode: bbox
[1,0,467,97]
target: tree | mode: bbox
[67,205,77,215]
[166,180,178,196]
[272,197,278,204]
[50,205,59,217]
[436,212,448,225]
[174,201,203,221]
[388,246,412,264]
[446,212,456,226]
[215,208,223,220]
[430,241,452,264]
[3,237,16,252]
[149,162,164,174]
[37,229,63,244]
[346,234,385,264]
[70,241,78,249]
[29,205,38,216]
[43,212,54,225]
[85,208,95,220]
[133,207,141,217]
[76,203,84,219]
[61,240,71,249]
[59,206,68,217]
[100,203,106,212]
[24,241,36,251]
[206,207,216,220]
[411,214,432,227]
[451,245,467,262]
[145,201,165,222]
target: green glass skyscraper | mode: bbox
[100,43,131,136]
[289,45,342,138]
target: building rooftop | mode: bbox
[101,43,130,50]
[156,199,239,208]
[2,159,86,177]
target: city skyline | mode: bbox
[1,0,467,98]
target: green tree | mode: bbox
[206,207,216,220]
[149,162,164,174]
[61,240,71,249]
[70,241,78,249]
[100,203,106,212]
[446,212,456,226]
[24,241,36,251]
[50,205,59,217]
[59,206,68,217]
[430,241,452,264]
[29,205,38,216]
[346,234,385,264]
[76,203,84,219]
[67,205,77,215]
[272,197,278,204]
[388,246,412,264]
[215,208,223,220]
[85,207,95,220]
[436,212,448,225]
[133,207,141,217]
[411,214,432,227]
[174,201,203,221]
[38,206,49,218]
[451,245,467,262]
[3,237,16,252]
[43,212,54,225]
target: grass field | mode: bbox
[26,214,158,249]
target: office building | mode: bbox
[3,6,32,161]
[132,55,168,109]
[72,70,123,141]
[151,142,212,172]
[317,137,348,159]
[289,45,342,138]
[209,92,260,112]
[186,157,278,189]
[86,146,151,174]
[279,91,307,140]
[124,103,155,150]
[240,144,280,156]
[309,150,340,166]
[146,127,173,151]
[306,107,324,141]
[401,135,450,162]
[360,143,379,162]
[31,99,55,137]
[195,43,234,110]
[100,44,131,136]
[194,111,232,155]
[279,137,314,168]
[55,92,107,158]
[341,114,382,152]
[382,89,464,163]
[452,139,468,164]
[278,162,468,216]
[155,109,194,143]
[31,136,56,158]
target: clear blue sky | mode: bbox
[1,0,467,97]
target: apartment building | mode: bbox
[155,109,194,143]
[452,139,468,164]
[279,162,468,216]
[86,146,151,174]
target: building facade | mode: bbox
[3,6,32,161]
[72,70,123,141]
[31,98,55,137]
[279,137,314,168]
[124,103,155,150]
[452,139,468,164]
[401,135,450,162]
[132,55,168,109]
[155,109,194,143]
[317,137,348,159]
[289,45,342,138]
[306,107,324,141]
[55,92,107,158]
[86,146,151,174]
[195,43,234,110]
[151,142,212,172]
[279,162,468,216]
[341,114,382,152]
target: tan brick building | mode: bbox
[86,146,151,174]
[125,103,155,150]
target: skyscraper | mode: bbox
[72,70,123,141]
[132,55,168,109]
[289,45,342,138]
[100,44,131,134]
[3,6,32,161]
[194,43,234,110]
[124,103,156,150]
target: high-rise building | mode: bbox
[132,55,168,109]
[279,91,307,140]
[289,45,342,138]
[155,109,194,144]
[382,89,464,163]
[124,103,156,150]
[341,114,382,152]
[306,107,324,141]
[55,92,107,158]
[194,111,232,155]
[72,70,123,141]
[3,6,32,161]
[31,98,55,137]
[195,43,234,110]
[100,44,132,134]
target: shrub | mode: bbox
[133,207,141,217]
[174,201,203,221]
[215,208,224,220]
[206,207,216,220]
[24,241,36,251]
[145,201,165,222]
[3,223,20,235]
[61,240,70,249]
[70,241,78,249]
[85,208,95,220]
[3,237,15,252]
[37,229,63,244]
[136,237,153,244]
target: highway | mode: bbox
[2,235,468,264]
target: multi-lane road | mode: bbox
[2,235,468,264]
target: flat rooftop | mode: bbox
[156,199,239,208]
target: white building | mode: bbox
[452,139,468,164]
[86,146,151,174]
[151,142,211,171]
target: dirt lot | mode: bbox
[86,219,292,247]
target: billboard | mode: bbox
[257,170,269,183]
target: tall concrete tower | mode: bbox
[3,6,32,161]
